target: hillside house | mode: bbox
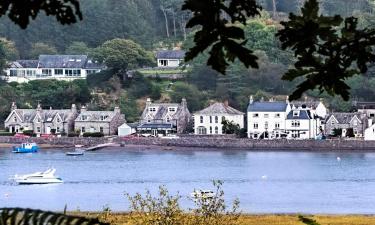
[138,98,191,136]
[74,106,125,136]
[156,50,185,68]
[194,101,244,135]
[4,102,78,135]
[4,55,103,83]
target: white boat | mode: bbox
[190,189,215,199]
[66,150,85,156]
[160,134,180,139]
[11,168,63,184]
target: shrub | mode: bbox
[23,130,34,136]
[68,132,79,137]
[0,132,14,136]
[83,132,104,137]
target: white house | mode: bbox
[194,101,244,135]
[247,97,291,139]
[4,55,103,83]
[365,119,375,140]
[156,50,185,68]
[285,108,321,139]
[290,99,328,119]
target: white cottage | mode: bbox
[194,101,244,135]
[156,50,185,68]
[247,97,291,139]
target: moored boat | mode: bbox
[12,142,39,153]
[11,168,63,184]
[190,189,215,199]
[66,149,85,156]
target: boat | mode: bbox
[66,149,85,156]
[11,168,63,184]
[190,189,215,199]
[12,142,39,153]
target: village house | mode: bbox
[4,55,103,83]
[324,113,367,137]
[74,106,126,136]
[138,98,191,136]
[156,50,185,68]
[194,101,244,135]
[247,97,291,139]
[4,102,78,135]
[290,98,328,118]
[285,107,322,139]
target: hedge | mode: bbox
[82,132,104,137]
[0,132,15,136]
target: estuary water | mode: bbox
[1,147,375,213]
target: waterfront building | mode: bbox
[324,113,367,137]
[3,55,103,83]
[290,98,328,118]
[118,123,136,137]
[194,101,244,135]
[285,108,322,139]
[156,50,185,68]
[138,98,191,136]
[4,102,78,135]
[74,106,126,136]
[247,97,291,139]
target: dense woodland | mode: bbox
[0,0,374,123]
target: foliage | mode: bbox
[0,132,14,136]
[29,42,58,59]
[94,38,155,72]
[299,215,321,225]
[68,132,80,137]
[277,0,375,100]
[182,0,261,74]
[170,82,206,112]
[0,0,82,29]
[119,94,139,123]
[65,42,93,55]
[82,132,104,137]
[0,38,19,60]
[22,130,34,136]
[126,180,240,225]
[222,118,240,135]
[346,128,355,138]
[332,128,342,137]
[236,128,247,138]
[0,207,108,225]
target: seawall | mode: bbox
[1,136,375,151]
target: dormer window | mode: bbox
[13,116,17,122]
[149,107,156,112]
[82,115,87,121]
[100,115,109,121]
[168,107,176,112]
[166,118,170,123]
[57,118,60,123]
[331,120,335,125]
[275,113,280,118]
[264,114,269,118]
[293,111,299,117]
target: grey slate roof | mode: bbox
[38,55,88,68]
[137,123,174,129]
[16,60,39,68]
[10,109,73,123]
[75,111,117,122]
[141,103,183,120]
[286,109,312,120]
[354,101,375,110]
[290,101,320,109]
[156,50,185,59]
[326,113,361,124]
[248,102,288,112]
[196,102,244,115]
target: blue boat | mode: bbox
[12,143,39,153]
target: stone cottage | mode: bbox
[324,113,367,137]
[138,98,191,136]
[74,106,126,135]
[4,102,78,134]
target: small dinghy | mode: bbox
[11,168,63,184]
[190,189,215,199]
[12,142,39,153]
[66,145,85,156]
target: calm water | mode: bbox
[1,147,375,213]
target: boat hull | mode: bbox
[15,178,63,185]
[12,146,39,153]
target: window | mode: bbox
[13,116,17,122]
[210,126,212,134]
[10,70,17,76]
[149,107,156,112]
[370,113,375,118]
[65,69,81,76]
[54,69,63,75]
[147,119,151,123]
[275,123,280,129]
[331,120,335,125]
[292,121,300,127]
[264,114,269,118]
[56,127,60,132]
[36,127,41,133]
[42,69,52,76]
[166,118,170,123]
[100,115,108,121]
[215,126,218,134]
[354,128,358,134]
[159,59,168,67]
[168,107,176,112]
[253,113,259,118]
[81,127,86,133]
[265,122,268,129]
[215,116,218,123]
[57,118,60,123]
[200,116,203,123]
[82,115,87,121]
[293,111,299,117]
[210,116,212,123]
[353,120,358,126]
[275,113,280,118]
[26,70,35,76]
[253,123,258,129]
[100,127,104,133]
[36,117,41,123]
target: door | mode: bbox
[46,126,51,134]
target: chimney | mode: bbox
[11,102,17,111]
[81,105,87,113]
[36,103,42,111]
[146,98,152,106]
[71,104,77,112]
[49,106,52,111]
[114,106,121,114]
[224,100,229,107]
[260,97,264,102]
[181,98,187,108]
[249,95,253,104]
[286,95,290,104]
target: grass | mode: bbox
[68,213,375,225]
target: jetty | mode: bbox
[84,143,119,151]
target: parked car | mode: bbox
[40,134,56,138]
[14,133,30,138]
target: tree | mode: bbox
[170,82,206,112]
[65,41,92,55]
[29,42,58,59]
[94,39,155,74]
[222,118,240,134]
[0,38,19,60]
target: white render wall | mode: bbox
[157,58,182,68]
[247,111,289,138]
[285,119,320,139]
[194,114,244,135]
